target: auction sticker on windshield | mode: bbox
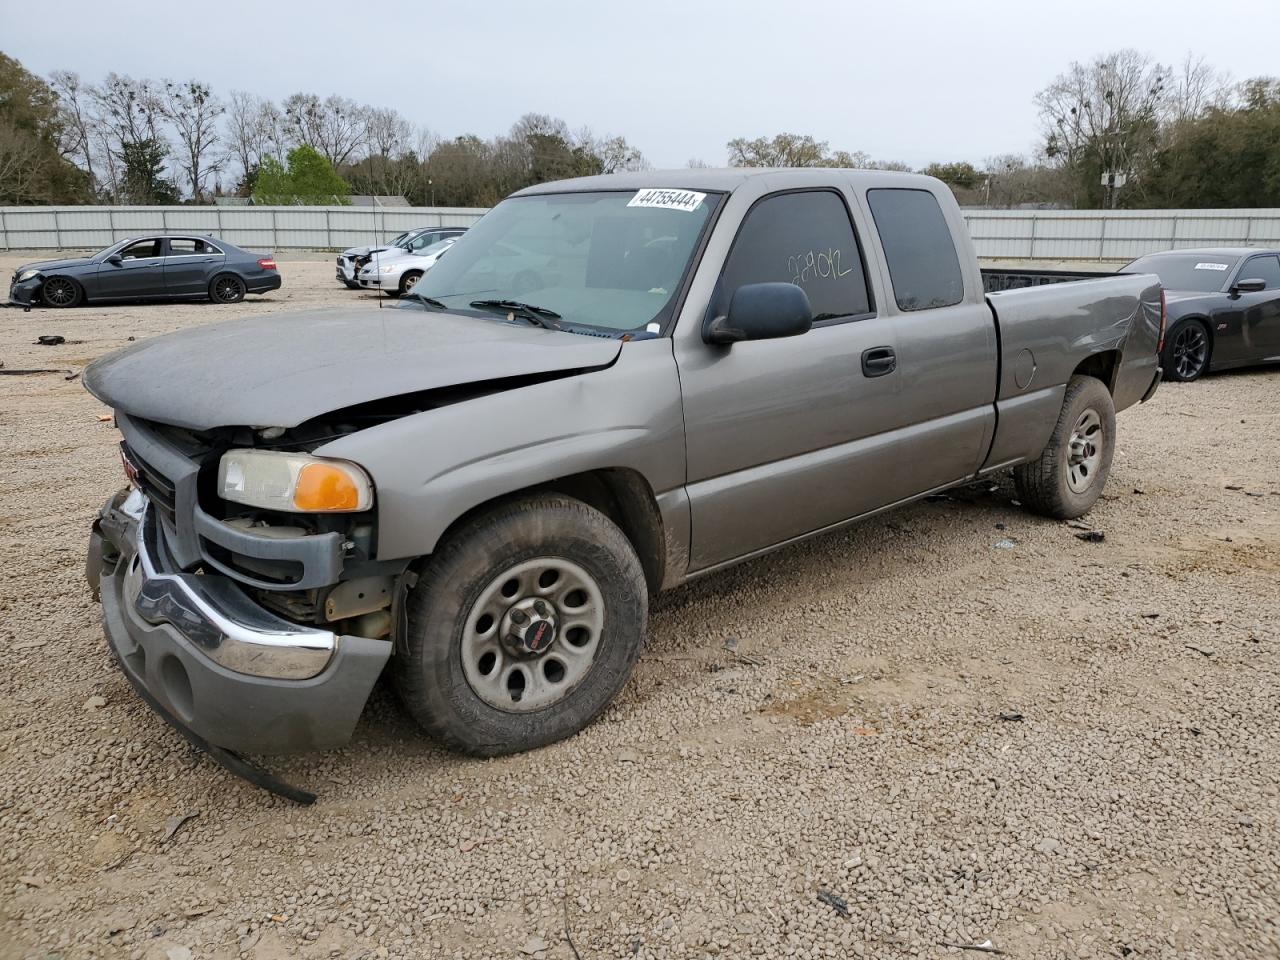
[1194,262,1230,271]
[628,189,706,213]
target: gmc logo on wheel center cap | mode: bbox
[526,620,553,653]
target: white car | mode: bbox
[357,238,457,296]
[336,227,466,288]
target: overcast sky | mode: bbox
[6,0,1279,170]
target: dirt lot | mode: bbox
[1,257,1277,960]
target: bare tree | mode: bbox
[89,73,170,201]
[1035,50,1170,205]
[727,133,830,167]
[1169,54,1231,124]
[364,107,412,159]
[48,70,95,189]
[0,119,48,203]
[160,80,225,200]
[225,91,282,190]
[283,93,366,167]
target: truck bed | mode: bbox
[981,267,1116,293]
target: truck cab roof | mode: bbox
[515,167,942,196]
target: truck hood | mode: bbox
[84,306,622,430]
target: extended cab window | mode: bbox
[720,191,870,320]
[867,189,964,311]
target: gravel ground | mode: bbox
[1,257,1278,960]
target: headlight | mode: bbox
[380,265,397,274]
[17,269,40,282]
[218,449,373,512]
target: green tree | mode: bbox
[0,52,91,203]
[251,145,349,204]
[120,137,178,203]
[921,161,981,189]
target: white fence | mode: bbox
[0,205,487,253]
[962,208,1280,261]
[3,204,1280,261]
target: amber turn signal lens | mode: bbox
[293,463,361,511]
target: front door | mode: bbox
[1230,254,1280,365]
[96,238,164,299]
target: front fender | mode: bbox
[314,339,686,562]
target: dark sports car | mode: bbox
[8,235,281,309]
[1121,248,1280,381]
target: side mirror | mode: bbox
[703,282,813,345]
[1234,277,1266,294]
[106,254,123,266]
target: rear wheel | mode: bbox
[1162,318,1211,382]
[393,495,648,756]
[210,274,246,304]
[41,276,81,308]
[1014,375,1116,520]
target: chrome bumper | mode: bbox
[116,490,335,680]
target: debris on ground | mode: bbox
[519,934,549,955]
[997,712,1024,722]
[816,888,850,918]
[0,367,75,376]
[159,811,199,843]
[1074,530,1106,542]
[994,538,1016,550]
[938,940,1005,955]
[1185,644,1215,658]
[35,335,65,346]
[83,695,106,712]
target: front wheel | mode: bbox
[41,276,82,308]
[393,495,648,756]
[1162,319,1211,382]
[210,274,246,304]
[1013,375,1116,520]
[399,270,423,295]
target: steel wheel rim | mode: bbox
[1066,408,1103,493]
[1172,324,1207,379]
[461,557,605,712]
[46,279,74,305]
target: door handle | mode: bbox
[861,346,896,377]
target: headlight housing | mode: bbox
[17,269,40,282]
[380,264,397,274]
[218,449,373,512]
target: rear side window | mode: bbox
[1240,255,1280,288]
[867,189,964,311]
[720,190,871,320]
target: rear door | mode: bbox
[95,238,165,299]
[1233,254,1280,363]
[162,237,224,296]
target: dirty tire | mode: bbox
[1014,375,1116,520]
[210,274,246,304]
[394,495,648,756]
[343,280,360,290]
[41,276,82,308]
[1161,318,1211,382]
[398,270,423,295]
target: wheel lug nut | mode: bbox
[533,599,550,617]
[510,609,528,625]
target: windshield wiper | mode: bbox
[401,292,449,310]
[469,299,562,329]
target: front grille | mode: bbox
[123,442,178,528]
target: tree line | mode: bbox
[1,49,1277,209]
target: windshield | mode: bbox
[1122,254,1240,292]
[407,189,720,333]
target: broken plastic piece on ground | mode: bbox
[36,335,65,346]
[1074,530,1105,542]
[816,889,850,918]
[994,538,1016,550]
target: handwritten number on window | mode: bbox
[788,248,852,286]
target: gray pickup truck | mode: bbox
[84,169,1163,794]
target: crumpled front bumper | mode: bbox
[87,489,391,756]
[7,276,41,306]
